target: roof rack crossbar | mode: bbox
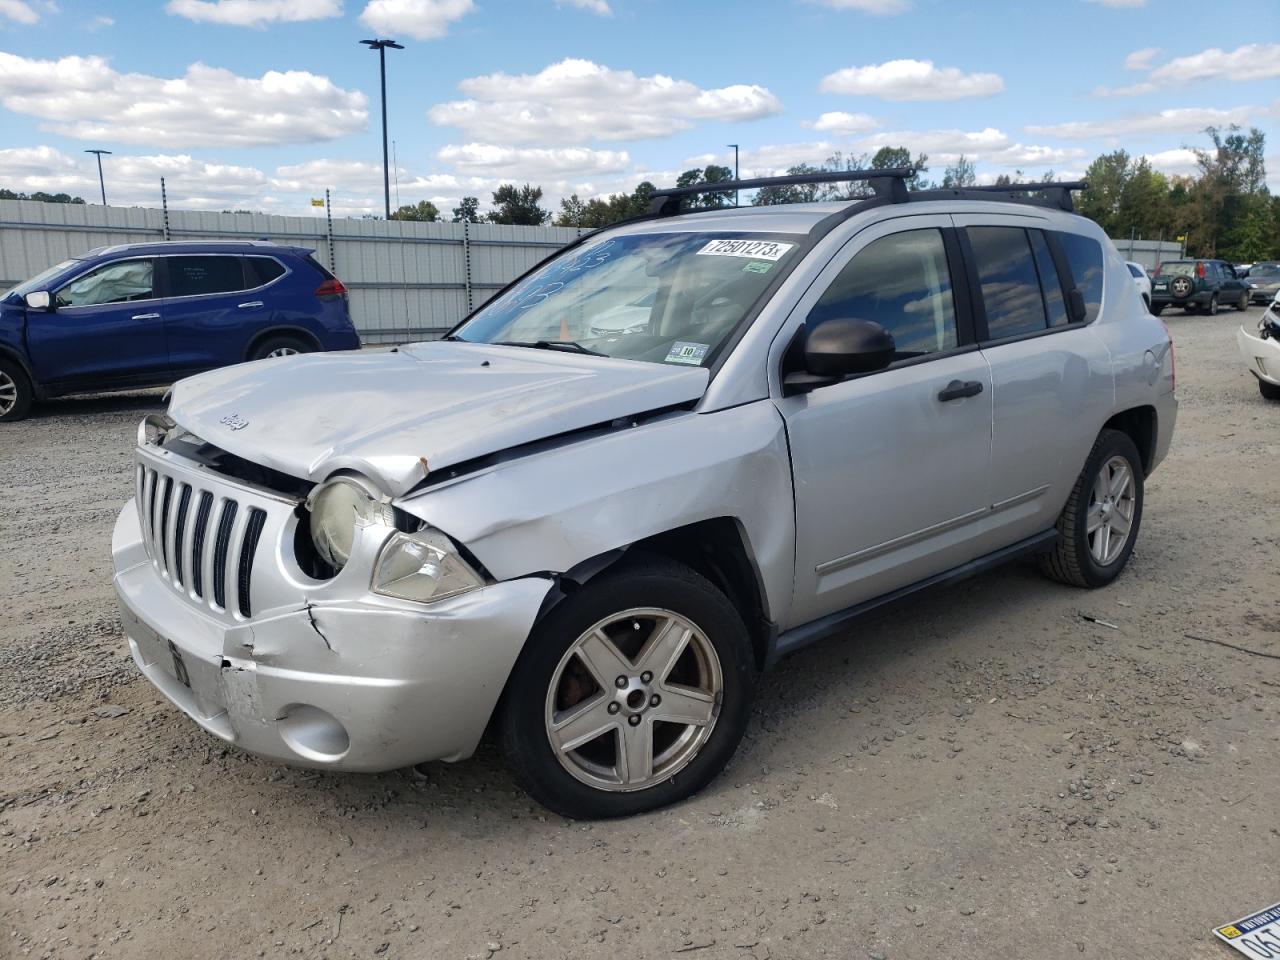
[923,181,1088,212]
[648,167,916,216]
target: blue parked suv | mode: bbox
[0,240,361,421]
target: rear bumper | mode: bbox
[1237,325,1280,387]
[113,497,552,771]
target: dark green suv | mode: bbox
[1150,259,1251,315]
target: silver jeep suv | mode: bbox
[112,170,1177,818]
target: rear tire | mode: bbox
[500,557,755,819]
[0,358,34,422]
[1260,378,1280,401]
[1039,429,1144,589]
[250,335,311,361]
[1151,303,1165,316]
[1207,294,1219,316]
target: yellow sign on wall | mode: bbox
[310,198,325,208]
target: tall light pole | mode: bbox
[360,38,403,220]
[727,144,739,206]
[85,149,111,206]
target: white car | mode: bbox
[1238,292,1280,400]
[1126,261,1152,311]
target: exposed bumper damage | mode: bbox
[1238,323,1280,387]
[112,499,552,771]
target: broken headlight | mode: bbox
[372,529,484,604]
[304,476,393,572]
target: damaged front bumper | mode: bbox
[112,496,552,772]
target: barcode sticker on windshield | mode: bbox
[696,239,795,261]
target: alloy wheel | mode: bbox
[0,370,17,417]
[544,608,722,793]
[267,346,299,358]
[1087,455,1136,566]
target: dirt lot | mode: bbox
[1,309,1277,960]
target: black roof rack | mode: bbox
[648,171,1088,217]
[648,168,914,216]
[911,181,1088,213]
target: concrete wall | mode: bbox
[0,200,585,343]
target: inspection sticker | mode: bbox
[665,341,709,365]
[1214,901,1280,956]
[696,238,795,261]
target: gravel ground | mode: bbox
[1,311,1277,960]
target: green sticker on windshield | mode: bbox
[743,261,773,275]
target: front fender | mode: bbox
[396,400,797,627]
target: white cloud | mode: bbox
[0,145,270,209]
[358,0,474,39]
[88,14,114,28]
[857,126,1010,155]
[166,0,342,25]
[556,0,611,14]
[820,59,1003,101]
[1148,43,1280,85]
[436,143,630,178]
[809,0,910,12]
[1027,105,1259,139]
[1123,47,1160,70]
[0,53,367,147]
[806,111,880,135]
[429,58,781,144]
[1141,147,1199,178]
[0,0,38,23]
[986,143,1088,168]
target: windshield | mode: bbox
[1250,263,1280,278]
[7,259,79,298]
[452,232,801,366]
[1155,262,1196,277]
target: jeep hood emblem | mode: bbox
[219,412,250,431]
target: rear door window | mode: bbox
[1029,230,1070,327]
[166,256,246,298]
[966,226,1047,339]
[245,256,286,287]
[1057,233,1104,323]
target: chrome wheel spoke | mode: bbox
[1086,502,1105,533]
[1109,464,1130,498]
[637,616,691,683]
[575,629,632,687]
[550,695,616,753]
[653,684,715,727]
[617,717,654,785]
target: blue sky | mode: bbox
[0,0,1276,217]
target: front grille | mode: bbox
[136,462,270,618]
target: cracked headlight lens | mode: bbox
[306,477,391,572]
[372,529,484,604]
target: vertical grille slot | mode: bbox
[211,500,239,609]
[146,469,159,547]
[237,508,268,618]
[172,484,192,587]
[190,492,214,598]
[158,476,174,574]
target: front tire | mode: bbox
[1039,429,1144,589]
[1236,291,1249,311]
[0,358,34,422]
[1260,378,1280,401]
[500,557,755,819]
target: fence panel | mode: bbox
[0,200,584,344]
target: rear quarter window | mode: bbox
[1058,233,1104,323]
[245,257,286,287]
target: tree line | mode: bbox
[8,125,1275,260]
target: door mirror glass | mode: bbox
[24,290,51,311]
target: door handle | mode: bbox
[238,301,264,309]
[131,312,161,321]
[937,379,984,402]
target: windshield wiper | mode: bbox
[496,339,606,357]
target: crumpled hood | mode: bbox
[167,342,709,496]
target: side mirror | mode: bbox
[1067,288,1087,323]
[785,317,895,394]
[24,291,51,311]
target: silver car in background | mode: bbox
[112,170,1177,818]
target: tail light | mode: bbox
[1195,262,1205,278]
[316,278,347,299]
